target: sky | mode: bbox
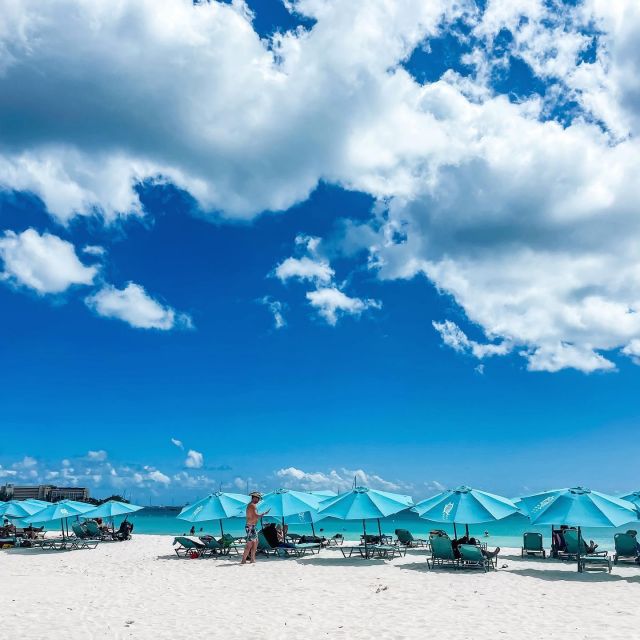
[1,0,640,504]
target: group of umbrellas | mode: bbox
[1,498,142,536]
[178,485,640,570]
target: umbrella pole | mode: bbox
[453,523,458,540]
[220,520,224,538]
[465,524,469,538]
[363,519,368,558]
[377,518,382,540]
[577,526,582,573]
[311,521,316,537]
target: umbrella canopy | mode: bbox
[178,492,249,523]
[258,489,323,519]
[518,487,639,528]
[23,501,87,524]
[306,490,337,498]
[412,486,520,525]
[620,491,640,509]
[1,500,49,519]
[318,486,413,520]
[82,500,143,519]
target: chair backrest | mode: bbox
[205,538,222,550]
[85,521,101,536]
[258,531,273,550]
[219,533,235,548]
[174,536,200,549]
[72,522,87,538]
[430,534,455,560]
[523,532,543,551]
[614,533,638,556]
[562,529,587,554]
[395,529,413,543]
[459,544,484,562]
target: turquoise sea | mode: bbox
[113,508,632,550]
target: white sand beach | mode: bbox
[1,535,638,639]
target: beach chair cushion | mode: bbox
[614,533,639,562]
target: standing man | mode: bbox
[241,491,270,564]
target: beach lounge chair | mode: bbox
[521,532,546,558]
[613,532,640,565]
[395,529,428,548]
[173,536,206,558]
[84,520,115,541]
[258,531,320,558]
[219,533,244,554]
[71,522,91,539]
[427,535,459,570]
[459,544,495,571]
[327,534,344,546]
[562,530,611,572]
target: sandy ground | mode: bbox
[1,535,639,639]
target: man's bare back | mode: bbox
[246,502,259,525]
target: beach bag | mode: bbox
[189,550,199,559]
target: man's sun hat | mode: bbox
[250,491,262,499]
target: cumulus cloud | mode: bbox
[306,287,381,326]
[171,438,184,450]
[276,466,411,493]
[274,232,381,325]
[85,282,192,330]
[87,450,108,462]
[0,229,97,294]
[184,449,204,469]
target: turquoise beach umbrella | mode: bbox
[23,501,88,537]
[318,486,414,551]
[82,500,143,519]
[412,486,520,536]
[178,491,250,536]
[518,487,639,572]
[1,500,47,519]
[620,491,640,509]
[306,490,337,499]
[258,489,328,536]
[518,487,639,528]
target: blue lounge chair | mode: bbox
[173,536,206,558]
[613,532,640,565]
[459,544,495,571]
[395,528,428,548]
[521,532,546,558]
[562,530,611,572]
[427,534,459,570]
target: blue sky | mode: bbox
[1,0,640,503]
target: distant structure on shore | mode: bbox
[0,483,90,502]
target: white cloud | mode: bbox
[184,449,204,469]
[275,466,411,493]
[0,465,17,478]
[275,256,335,285]
[260,296,286,329]
[433,320,511,360]
[147,469,171,485]
[82,245,106,257]
[171,438,184,450]
[87,450,108,461]
[0,229,97,294]
[13,456,38,470]
[306,287,381,326]
[0,0,469,223]
[85,282,192,330]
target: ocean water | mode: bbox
[113,508,632,550]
